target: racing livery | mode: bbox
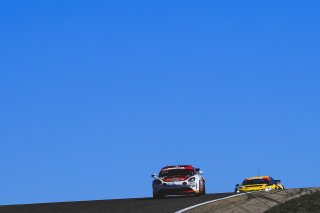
[151,165,205,198]
[235,176,285,193]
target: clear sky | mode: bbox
[1,0,320,205]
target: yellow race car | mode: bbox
[235,176,285,193]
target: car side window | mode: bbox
[270,178,275,184]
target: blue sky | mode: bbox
[1,0,320,205]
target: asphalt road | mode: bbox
[186,188,320,213]
[0,193,234,213]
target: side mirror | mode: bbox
[275,180,281,184]
[195,168,200,172]
[198,171,204,175]
[151,174,157,179]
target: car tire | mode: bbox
[202,184,206,195]
[197,180,204,196]
[276,185,283,190]
[153,193,164,199]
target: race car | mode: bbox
[151,165,205,198]
[235,176,285,193]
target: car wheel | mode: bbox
[153,193,164,199]
[197,180,204,196]
[276,185,283,190]
[202,184,206,195]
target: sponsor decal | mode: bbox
[161,165,194,171]
[246,176,270,180]
[162,166,186,171]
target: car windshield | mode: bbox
[159,169,195,177]
[242,179,270,185]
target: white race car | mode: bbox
[151,165,205,198]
